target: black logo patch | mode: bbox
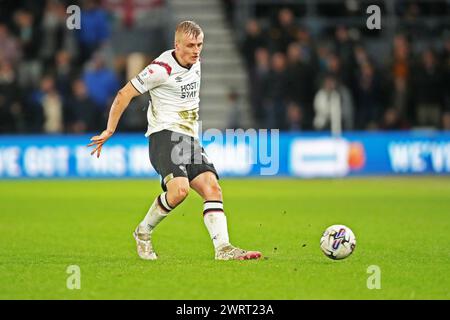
[136,75,144,85]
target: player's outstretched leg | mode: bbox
[190,172,262,261]
[134,177,189,260]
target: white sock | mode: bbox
[203,201,230,249]
[139,192,173,233]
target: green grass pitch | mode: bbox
[0,178,449,300]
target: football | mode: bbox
[320,225,356,260]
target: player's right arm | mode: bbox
[88,82,141,158]
[88,62,170,158]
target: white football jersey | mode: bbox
[130,50,201,138]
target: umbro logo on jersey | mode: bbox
[175,76,183,83]
[195,70,200,77]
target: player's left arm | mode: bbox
[88,82,140,158]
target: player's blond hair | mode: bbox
[175,21,203,43]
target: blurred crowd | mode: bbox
[0,0,163,134]
[1,0,449,134]
[238,6,450,131]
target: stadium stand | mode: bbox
[0,0,449,134]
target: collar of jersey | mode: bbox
[171,50,193,71]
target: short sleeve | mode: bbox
[130,62,171,94]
